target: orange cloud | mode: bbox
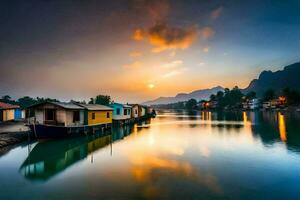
[133,22,214,53]
[130,1,214,53]
[123,61,142,69]
[211,6,223,19]
[148,22,198,52]
[133,29,145,41]
[133,22,200,53]
[129,51,143,57]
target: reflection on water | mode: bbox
[1,111,300,199]
[278,112,287,142]
[19,125,142,181]
[20,134,112,181]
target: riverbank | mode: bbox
[0,121,31,154]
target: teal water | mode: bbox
[1,111,300,199]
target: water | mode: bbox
[1,110,300,199]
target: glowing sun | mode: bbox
[148,83,155,89]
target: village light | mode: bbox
[279,96,286,104]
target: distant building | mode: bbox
[138,105,146,117]
[249,99,260,110]
[242,98,260,110]
[242,102,249,110]
[263,99,280,109]
[110,103,132,120]
[262,102,271,109]
[0,102,20,122]
[199,101,210,110]
[208,101,218,109]
[145,106,154,115]
[278,96,287,107]
[128,104,139,118]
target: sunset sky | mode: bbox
[1,0,300,103]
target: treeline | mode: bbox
[0,94,113,109]
[153,86,300,110]
[0,95,59,109]
[262,88,300,105]
[207,86,300,109]
[153,99,198,110]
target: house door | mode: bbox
[0,110,3,122]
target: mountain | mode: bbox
[143,62,300,105]
[143,86,224,105]
[243,62,300,96]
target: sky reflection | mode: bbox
[1,111,300,199]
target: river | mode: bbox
[0,110,300,199]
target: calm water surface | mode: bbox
[1,111,300,199]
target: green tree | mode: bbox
[1,95,11,101]
[228,86,243,106]
[224,88,230,95]
[210,94,216,101]
[17,96,37,109]
[282,87,300,105]
[185,99,197,110]
[36,97,59,103]
[216,91,224,100]
[89,98,94,104]
[246,91,256,100]
[0,95,14,104]
[90,95,111,105]
[263,89,276,101]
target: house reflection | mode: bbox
[278,112,287,142]
[20,125,137,182]
[251,112,300,153]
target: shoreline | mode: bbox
[0,130,32,156]
[156,106,300,113]
[0,121,33,154]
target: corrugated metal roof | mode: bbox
[111,103,132,108]
[123,104,132,108]
[0,102,20,109]
[77,104,113,111]
[52,102,84,110]
[128,104,139,107]
[28,101,84,110]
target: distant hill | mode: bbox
[143,62,300,105]
[243,62,300,97]
[143,86,224,105]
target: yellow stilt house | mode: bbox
[77,104,113,125]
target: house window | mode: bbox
[135,109,137,114]
[128,109,131,115]
[124,109,127,115]
[73,111,80,122]
[92,112,95,120]
[116,108,120,115]
[107,112,110,118]
[45,109,55,121]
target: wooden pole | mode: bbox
[33,120,37,138]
